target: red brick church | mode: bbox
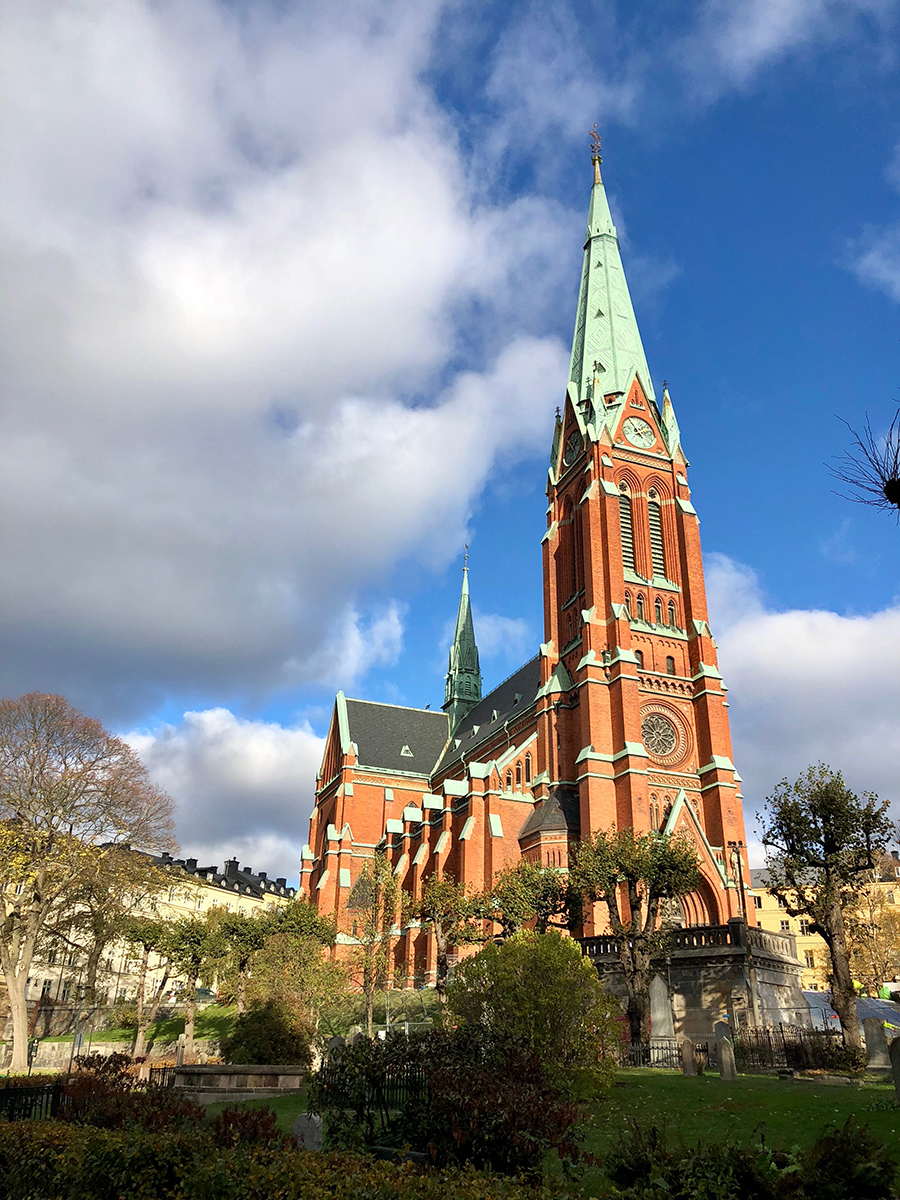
[301,147,754,978]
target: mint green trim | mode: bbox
[614,742,649,760]
[581,481,598,503]
[443,779,468,798]
[541,521,558,544]
[336,692,352,754]
[444,565,482,732]
[435,831,451,854]
[393,854,408,877]
[600,479,619,495]
[460,817,475,841]
[488,814,504,838]
[339,868,351,888]
[301,845,314,861]
[468,762,492,780]
[577,649,600,669]
[384,788,393,802]
[661,790,729,885]
[413,843,428,866]
[677,498,697,515]
[422,794,443,810]
[698,755,735,774]
[576,744,614,763]
[385,819,403,834]
[403,806,423,822]
[316,870,329,891]
[692,663,722,681]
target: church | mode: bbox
[301,144,756,984]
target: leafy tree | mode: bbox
[760,765,895,1048]
[571,827,702,1046]
[220,998,313,1067]
[404,875,483,1001]
[46,846,167,1005]
[166,916,224,1057]
[483,859,582,939]
[346,852,399,1037]
[445,931,619,1096]
[0,692,175,1071]
[207,910,273,1015]
[121,916,174,1057]
[845,858,900,996]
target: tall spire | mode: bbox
[569,132,654,410]
[443,553,482,732]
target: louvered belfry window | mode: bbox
[619,485,635,571]
[648,491,666,576]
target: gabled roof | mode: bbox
[518,786,580,842]
[434,655,541,774]
[344,699,449,775]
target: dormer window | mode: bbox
[400,744,414,757]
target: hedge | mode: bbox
[0,1123,574,1200]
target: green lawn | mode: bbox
[25,1004,237,1048]
[203,1090,309,1136]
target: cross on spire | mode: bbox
[589,123,603,163]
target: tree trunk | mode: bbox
[236,968,247,1016]
[132,947,149,1057]
[825,901,861,1049]
[6,972,30,1073]
[435,927,449,1002]
[83,942,104,1005]
[134,965,169,1058]
[183,975,198,1058]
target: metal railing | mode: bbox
[733,1024,844,1072]
[0,1083,61,1121]
[148,1066,175,1089]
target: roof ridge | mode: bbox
[479,653,540,702]
[345,697,448,716]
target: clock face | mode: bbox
[622,417,655,448]
[563,429,582,465]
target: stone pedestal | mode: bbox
[715,1021,737,1081]
[681,1038,697,1076]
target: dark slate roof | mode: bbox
[148,852,296,899]
[434,655,542,774]
[749,869,770,888]
[345,699,450,774]
[518,786,581,842]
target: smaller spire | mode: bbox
[443,556,482,732]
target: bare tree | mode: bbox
[832,408,900,515]
[0,693,176,1071]
[346,852,399,1037]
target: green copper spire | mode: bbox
[443,555,482,732]
[569,134,655,409]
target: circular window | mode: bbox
[641,712,678,757]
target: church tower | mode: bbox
[534,138,751,933]
[443,562,482,732]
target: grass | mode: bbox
[22,1004,237,1048]
[203,1090,309,1136]
[575,1068,899,1190]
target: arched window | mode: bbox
[515,761,522,789]
[654,597,663,624]
[668,600,677,628]
[636,594,645,621]
[556,498,576,602]
[624,590,632,618]
[573,505,585,594]
[635,649,644,669]
[650,793,658,829]
[524,753,532,784]
[505,771,512,791]
[648,489,666,576]
[619,483,635,571]
[666,655,675,676]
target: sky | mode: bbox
[3,0,900,879]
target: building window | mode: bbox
[655,597,663,624]
[515,762,522,789]
[624,590,632,618]
[41,979,52,997]
[804,951,815,969]
[648,490,666,576]
[636,594,645,621]
[635,650,644,669]
[505,771,512,791]
[777,896,787,908]
[779,919,790,932]
[799,919,811,935]
[668,600,677,627]
[888,892,896,904]
[619,484,635,571]
[666,656,675,675]
[753,895,762,909]
[524,753,532,784]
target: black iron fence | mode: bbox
[148,1066,175,1089]
[619,1039,717,1070]
[733,1024,844,1072]
[0,1083,61,1121]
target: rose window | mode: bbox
[641,713,678,757]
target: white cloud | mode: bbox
[472,611,533,663]
[850,222,900,303]
[706,554,900,863]
[0,0,570,718]
[127,707,326,881]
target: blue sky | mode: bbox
[3,0,900,876]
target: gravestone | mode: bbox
[175,1033,186,1067]
[715,1021,737,1081]
[890,1037,900,1099]
[346,1025,364,1045]
[649,975,676,1040]
[863,1017,890,1069]
[293,1112,323,1151]
[681,1038,697,1076]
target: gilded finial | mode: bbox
[555,405,561,421]
[589,124,603,184]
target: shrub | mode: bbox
[73,1051,133,1079]
[604,1119,898,1200]
[309,1026,594,1178]
[207,1104,289,1148]
[0,1124,573,1200]
[445,931,618,1096]
[220,998,313,1066]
